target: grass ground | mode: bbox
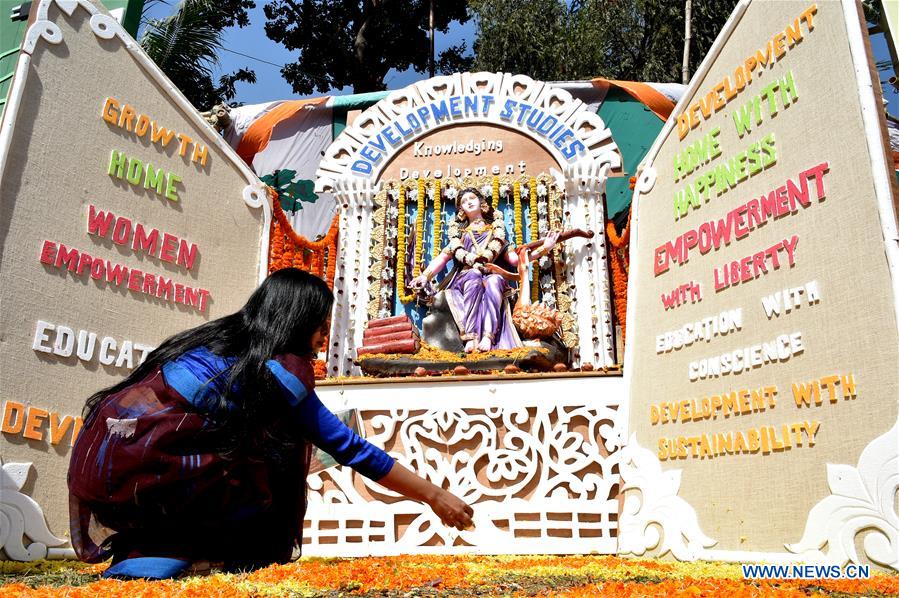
[2,555,898,597]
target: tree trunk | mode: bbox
[352,68,387,93]
[682,0,692,84]
[429,0,435,77]
[352,1,386,92]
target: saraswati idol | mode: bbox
[410,187,561,353]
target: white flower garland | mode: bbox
[378,186,400,318]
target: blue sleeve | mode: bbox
[265,358,394,481]
[294,392,395,480]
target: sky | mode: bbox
[143,1,898,112]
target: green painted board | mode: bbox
[331,91,388,140]
[596,87,668,220]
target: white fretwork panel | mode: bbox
[304,381,625,556]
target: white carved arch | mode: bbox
[315,72,623,192]
[326,177,380,377]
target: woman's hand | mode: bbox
[428,488,475,530]
[376,463,475,531]
[410,254,451,288]
[542,230,561,251]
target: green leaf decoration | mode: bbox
[259,169,319,212]
[294,179,319,204]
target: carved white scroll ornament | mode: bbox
[0,460,73,561]
[618,434,717,561]
[787,420,899,571]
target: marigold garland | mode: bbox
[544,178,576,348]
[491,175,499,207]
[268,188,339,288]
[607,210,631,346]
[368,186,391,319]
[432,179,442,259]
[325,237,337,289]
[267,188,339,364]
[396,184,414,304]
[414,178,426,278]
[513,181,523,245]
[313,358,327,380]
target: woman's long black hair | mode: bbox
[83,268,334,463]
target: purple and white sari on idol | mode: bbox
[440,220,523,350]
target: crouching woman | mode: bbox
[68,268,473,579]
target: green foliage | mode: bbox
[263,0,471,94]
[140,0,257,109]
[142,0,256,29]
[471,0,738,83]
[470,0,566,81]
[260,169,319,212]
[437,43,476,77]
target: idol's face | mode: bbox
[460,192,482,220]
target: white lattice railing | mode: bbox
[306,375,626,556]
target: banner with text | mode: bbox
[625,0,898,560]
[0,0,266,555]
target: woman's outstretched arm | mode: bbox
[275,373,475,532]
[410,252,453,288]
[376,463,474,530]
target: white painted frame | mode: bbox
[315,72,623,192]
